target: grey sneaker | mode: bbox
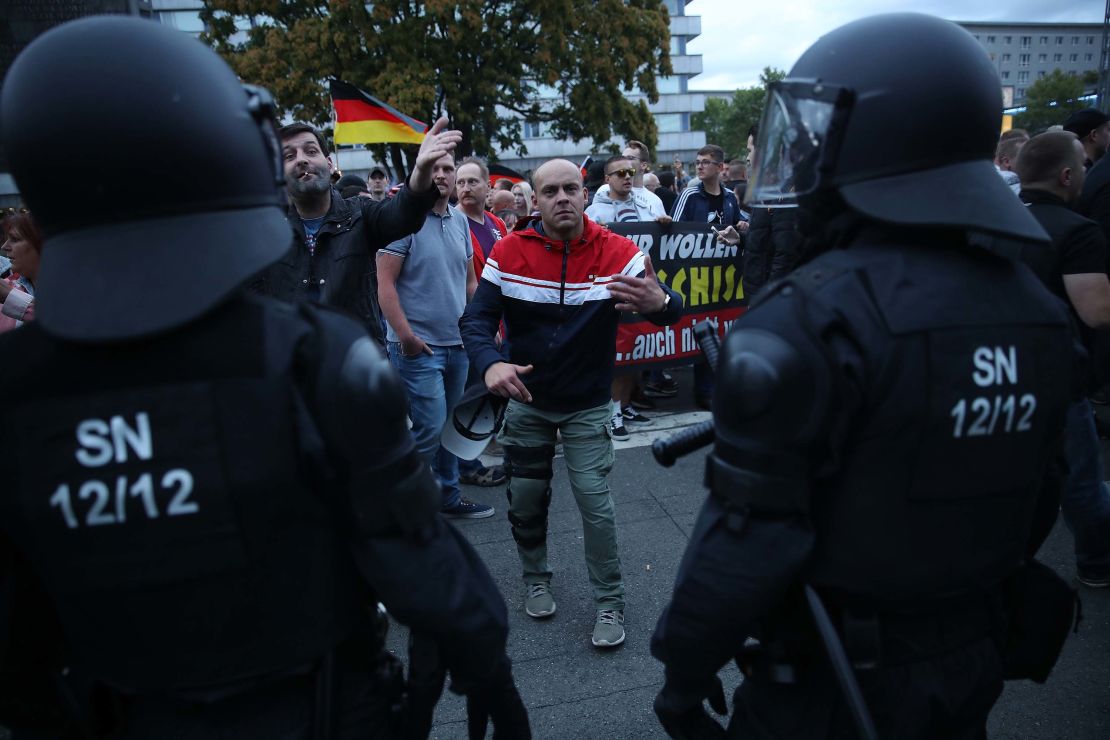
[525,582,557,618]
[592,608,625,648]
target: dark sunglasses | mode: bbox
[606,168,637,178]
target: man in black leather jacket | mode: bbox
[251,123,439,345]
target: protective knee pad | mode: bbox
[505,486,552,549]
[503,444,556,481]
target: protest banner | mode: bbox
[609,221,746,370]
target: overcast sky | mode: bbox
[688,1,1106,91]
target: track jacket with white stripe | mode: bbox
[459,215,683,413]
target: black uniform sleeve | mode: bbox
[357,183,440,250]
[295,306,509,691]
[651,500,815,707]
[768,209,803,282]
[651,285,860,708]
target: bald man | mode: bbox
[460,159,683,648]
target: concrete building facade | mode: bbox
[958,21,1103,106]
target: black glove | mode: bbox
[465,658,531,740]
[405,633,446,740]
[653,676,728,740]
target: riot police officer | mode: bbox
[650,13,1078,739]
[0,17,529,739]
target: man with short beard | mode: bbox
[251,122,458,346]
[377,153,490,519]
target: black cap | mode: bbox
[1,17,290,341]
[368,166,388,179]
[335,174,367,191]
[1063,108,1110,140]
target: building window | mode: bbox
[1088,53,1095,62]
[1055,36,1064,44]
[1071,53,1079,62]
[1018,53,1029,67]
[1038,53,1047,62]
[1054,53,1062,62]
[523,121,548,139]
[1002,53,1011,63]
[1001,71,1010,80]
[655,113,684,133]
[1017,87,1026,97]
[157,10,205,32]
[1089,36,1096,45]
[1003,36,1012,44]
[1072,36,1080,45]
[1038,71,1046,79]
[1039,35,1048,45]
[1017,71,1029,83]
[656,76,681,94]
[1020,36,1031,48]
[987,35,996,43]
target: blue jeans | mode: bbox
[1060,399,1110,571]
[387,342,469,509]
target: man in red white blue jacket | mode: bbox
[460,159,682,648]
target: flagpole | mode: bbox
[332,104,341,176]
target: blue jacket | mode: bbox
[671,181,741,226]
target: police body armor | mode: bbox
[712,239,1074,607]
[2,296,369,694]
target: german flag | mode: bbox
[330,79,427,146]
[488,163,525,186]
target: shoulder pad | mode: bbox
[714,327,822,450]
[291,303,411,462]
[335,337,408,436]
[708,327,828,518]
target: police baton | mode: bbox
[804,585,880,740]
[652,319,720,467]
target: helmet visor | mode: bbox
[746,83,843,207]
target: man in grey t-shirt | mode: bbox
[377,153,492,518]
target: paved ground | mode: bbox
[385,368,1110,739]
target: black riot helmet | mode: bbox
[746,13,1045,244]
[0,16,291,341]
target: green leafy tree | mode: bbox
[200,0,671,171]
[692,67,784,160]
[1014,69,1087,133]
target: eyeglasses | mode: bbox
[695,159,722,168]
[606,168,637,178]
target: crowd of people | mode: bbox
[0,10,1106,740]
